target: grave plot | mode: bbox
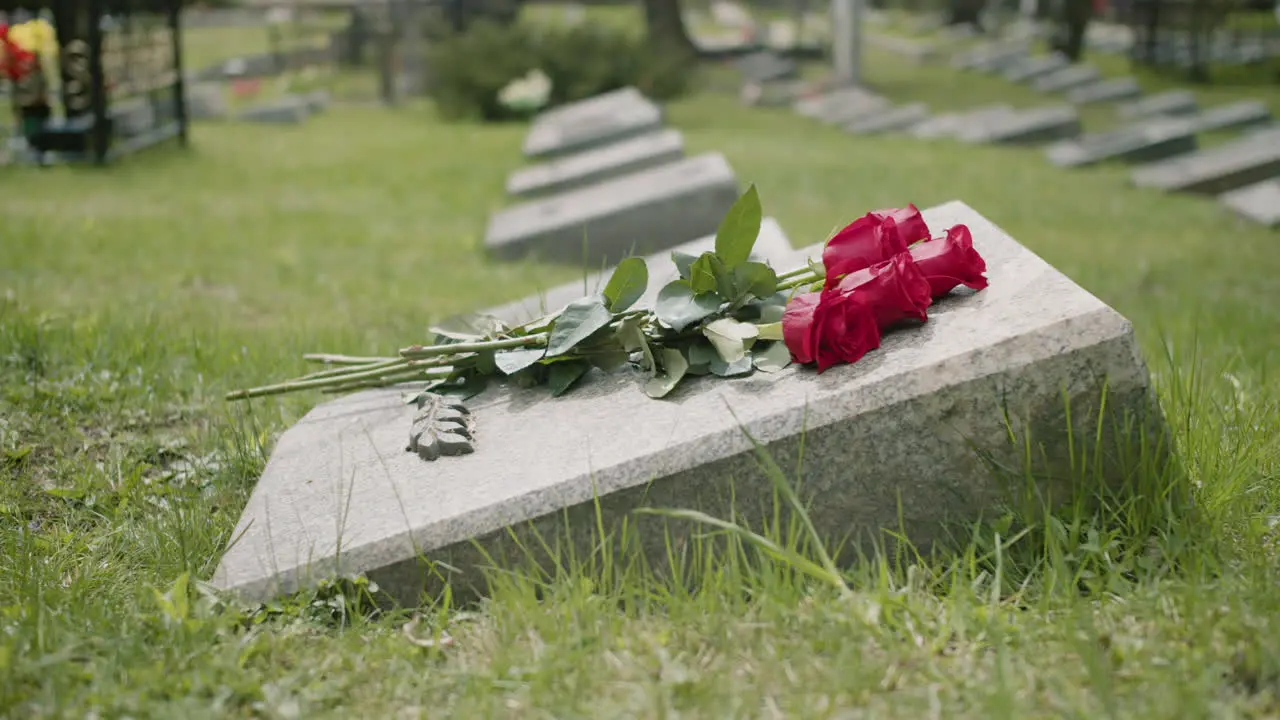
[741,79,811,107]
[1045,118,1197,168]
[1002,53,1070,83]
[845,103,932,135]
[1180,101,1273,135]
[736,51,798,84]
[1031,64,1101,94]
[954,43,1031,73]
[813,94,893,126]
[213,200,1171,606]
[237,95,311,124]
[911,104,1017,140]
[482,218,795,328]
[1067,77,1142,105]
[185,84,229,121]
[867,35,938,63]
[1219,181,1280,228]
[958,105,1081,145]
[793,86,881,119]
[1116,90,1198,121]
[505,130,686,199]
[485,152,742,266]
[1132,127,1280,195]
[523,87,663,159]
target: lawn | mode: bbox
[2,18,1280,717]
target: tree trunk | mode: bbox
[642,0,698,55]
[947,0,986,28]
[1051,0,1092,61]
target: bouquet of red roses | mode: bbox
[227,189,990,403]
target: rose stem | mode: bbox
[319,370,456,394]
[775,264,816,282]
[226,363,456,400]
[399,333,549,359]
[297,357,412,381]
[303,353,400,365]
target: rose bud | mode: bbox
[870,204,931,247]
[782,290,882,373]
[822,205,931,289]
[835,252,934,330]
[908,223,989,298]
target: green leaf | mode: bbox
[755,321,783,341]
[587,347,630,372]
[710,354,754,377]
[733,261,778,301]
[688,253,719,295]
[546,294,614,357]
[703,317,760,364]
[548,360,591,396]
[714,184,763,269]
[615,317,655,373]
[644,347,690,399]
[602,257,649,312]
[672,251,698,280]
[757,294,788,324]
[752,340,792,372]
[685,339,717,376]
[655,281,721,332]
[494,347,547,375]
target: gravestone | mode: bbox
[186,83,229,121]
[736,51,798,83]
[867,35,937,63]
[911,104,1017,140]
[109,99,156,138]
[1066,77,1142,105]
[1002,53,1069,83]
[483,218,795,327]
[485,152,741,266]
[304,89,331,114]
[1131,127,1280,194]
[959,105,1081,145]
[953,43,1030,72]
[1116,90,1198,121]
[1182,101,1273,135]
[237,95,310,124]
[812,92,892,125]
[845,103,931,134]
[523,88,663,159]
[741,79,810,107]
[793,86,878,118]
[212,199,1171,606]
[505,129,686,199]
[1219,181,1280,228]
[1045,118,1197,168]
[1031,64,1101,93]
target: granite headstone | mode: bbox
[505,129,686,199]
[1031,64,1101,94]
[846,103,931,134]
[1045,118,1197,168]
[1131,127,1280,194]
[1067,77,1142,105]
[1116,90,1197,121]
[1219,180,1280,228]
[523,88,663,159]
[959,105,1081,145]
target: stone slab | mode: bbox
[523,88,663,159]
[1219,180,1280,228]
[1045,118,1197,168]
[304,89,331,114]
[1182,100,1273,135]
[1116,90,1198,121]
[237,96,309,124]
[484,152,741,266]
[845,103,931,135]
[910,104,1018,140]
[814,94,892,126]
[867,35,938,63]
[505,129,686,199]
[741,79,811,107]
[959,105,1081,145]
[186,83,229,121]
[1002,53,1070,83]
[1131,127,1280,194]
[736,51,798,83]
[481,217,795,327]
[1031,64,1101,94]
[1067,76,1142,105]
[212,199,1168,606]
[793,86,878,118]
[952,42,1030,72]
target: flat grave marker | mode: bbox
[237,95,310,124]
[1045,118,1197,168]
[1003,53,1070,83]
[736,51,798,83]
[794,86,879,118]
[213,200,1171,606]
[1067,76,1142,105]
[1182,100,1273,135]
[959,105,1081,145]
[506,129,686,199]
[186,83,229,120]
[1131,127,1280,194]
[523,88,663,159]
[846,103,931,134]
[910,104,1017,140]
[953,43,1030,73]
[1219,180,1280,228]
[485,152,741,266]
[1031,64,1101,93]
[1116,90,1198,121]
[482,217,795,327]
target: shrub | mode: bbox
[424,20,696,122]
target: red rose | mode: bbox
[822,205,931,289]
[834,252,934,329]
[908,224,989,298]
[782,290,882,372]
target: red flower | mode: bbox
[782,290,882,372]
[823,204,932,289]
[909,224,989,298]
[834,252,934,329]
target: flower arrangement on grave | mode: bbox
[226,188,988,404]
[497,69,552,115]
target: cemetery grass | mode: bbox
[3,84,1280,717]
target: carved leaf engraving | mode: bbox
[406,393,475,461]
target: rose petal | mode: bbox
[781,292,823,364]
[909,224,989,297]
[814,290,881,372]
[871,204,931,247]
[822,214,910,288]
[834,253,933,329]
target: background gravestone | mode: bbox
[485,152,742,266]
[212,200,1172,606]
[523,88,663,159]
[1116,90,1198,121]
[1067,77,1142,105]
[911,105,1017,140]
[506,130,686,199]
[1045,119,1197,168]
[1131,128,1280,194]
[1219,181,1280,228]
[959,105,1081,145]
[1031,64,1101,93]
